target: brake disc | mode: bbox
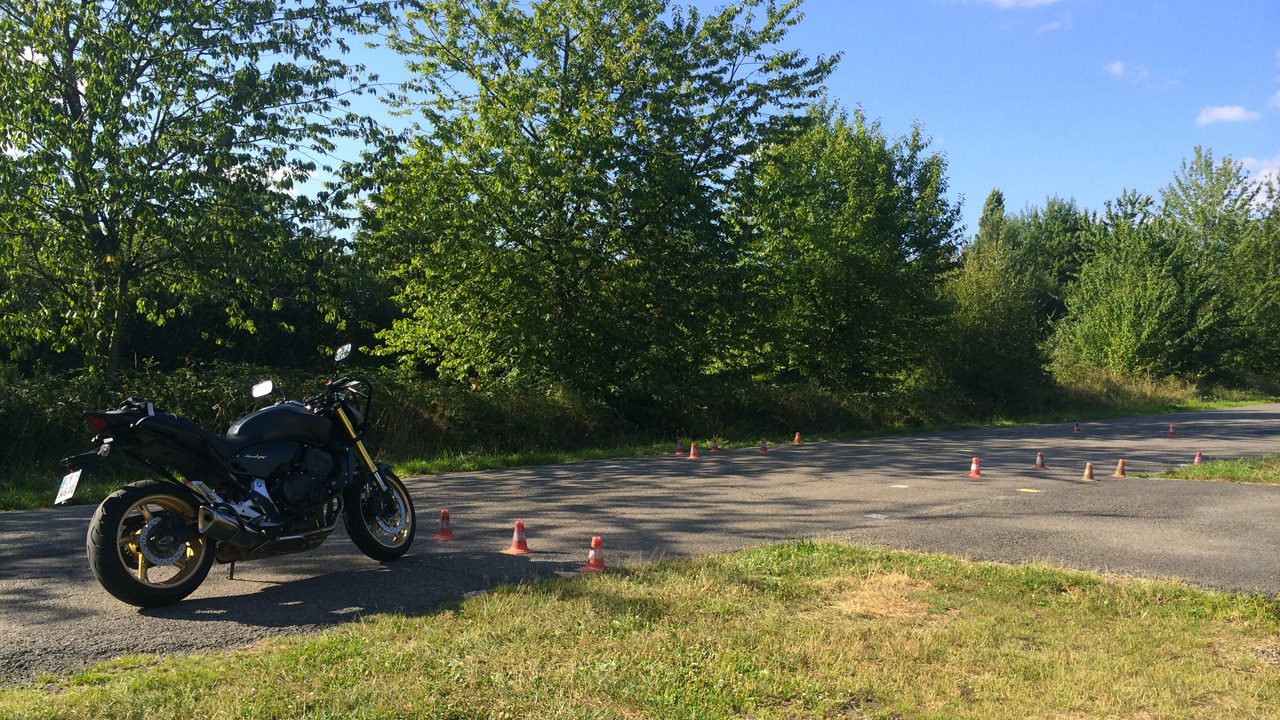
[374,492,407,535]
[138,516,186,566]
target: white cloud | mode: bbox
[1104,61,1150,80]
[1196,105,1262,125]
[1036,14,1073,32]
[1269,91,1280,110]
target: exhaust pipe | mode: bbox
[198,505,263,549]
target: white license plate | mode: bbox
[55,469,82,505]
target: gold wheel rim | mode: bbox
[115,493,207,589]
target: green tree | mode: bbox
[364,0,835,396]
[729,103,960,391]
[943,238,1046,408]
[1018,197,1093,286]
[1158,146,1265,378]
[1161,146,1258,262]
[1229,176,1280,378]
[0,0,390,373]
[1050,191,1228,378]
[973,188,1020,254]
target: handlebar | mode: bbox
[322,376,374,433]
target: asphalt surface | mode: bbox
[2,404,1279,684]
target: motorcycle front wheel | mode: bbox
[343,470,415,561]
[86,479,214,607]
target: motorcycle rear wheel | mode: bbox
[343,470,415,561]
[87,480,214,608]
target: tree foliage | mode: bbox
[1015,196,1093,310]
[364,0,835,396]
[1161,146,1258,262]
[973,188,1018,255]
[944,238,1045,407]
[730,102,960,391]
[0,0,391,373]
[1049,191,1229,378]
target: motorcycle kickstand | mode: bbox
[228,561,236,580]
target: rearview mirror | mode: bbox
[334,343,352,363]
[251,380,274,398]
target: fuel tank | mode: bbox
[227,402,331,444]
[226,440,300,477]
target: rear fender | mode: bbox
[60,447,106,474]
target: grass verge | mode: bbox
[5,542,1280,719]
[1142,453,1280,485]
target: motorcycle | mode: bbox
[55,344,416,607]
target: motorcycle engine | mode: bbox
[271,448,334,509]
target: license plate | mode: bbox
[55,469,82,505]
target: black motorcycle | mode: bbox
[56,344,416,607]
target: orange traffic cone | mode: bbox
[1081,463,1096,482]
[501,520,533,555]
[580,536,605,573]
[1193,451,1203,465]
[1034,452,1048,470]
[1168,424,1176,438]
[794,432,803,445]
[710,437,720,452]
[1073,422,1081,434]
[689,442,700,459]
[675,440,684,455]
[967,457,983,478]
[430,509,457,541]
[1111,459,1127,478]
[759,438,769,453]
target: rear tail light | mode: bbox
[86,414,109,430]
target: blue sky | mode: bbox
[344,0,1280,238]
[774,0,1280,235]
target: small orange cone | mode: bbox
[1168,424,1176,438]
[501,520,533,555]
[689,442,700,459]
[710,437,720,452]
[1034,452,1048,470]
[675,440,684,455]
[580,536,605,573]
[759,438,769,453]
[1193,451,1203,465]
[793,432,803,445]
[1081,462,1096,482]
[967,457,982,478]
[1073,422,1081,434]
[1111,459,1127,478]
[430,509,457,541]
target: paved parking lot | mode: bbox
[2,404,1278,682]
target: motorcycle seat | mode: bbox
[133,413,262,461]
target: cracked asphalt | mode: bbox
[2,404,1278,683]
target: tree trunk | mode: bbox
[105,274,128,376]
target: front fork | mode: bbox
[334,407,389,492]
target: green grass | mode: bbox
[4,542,1280,719]
[1145,453,1280,485]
